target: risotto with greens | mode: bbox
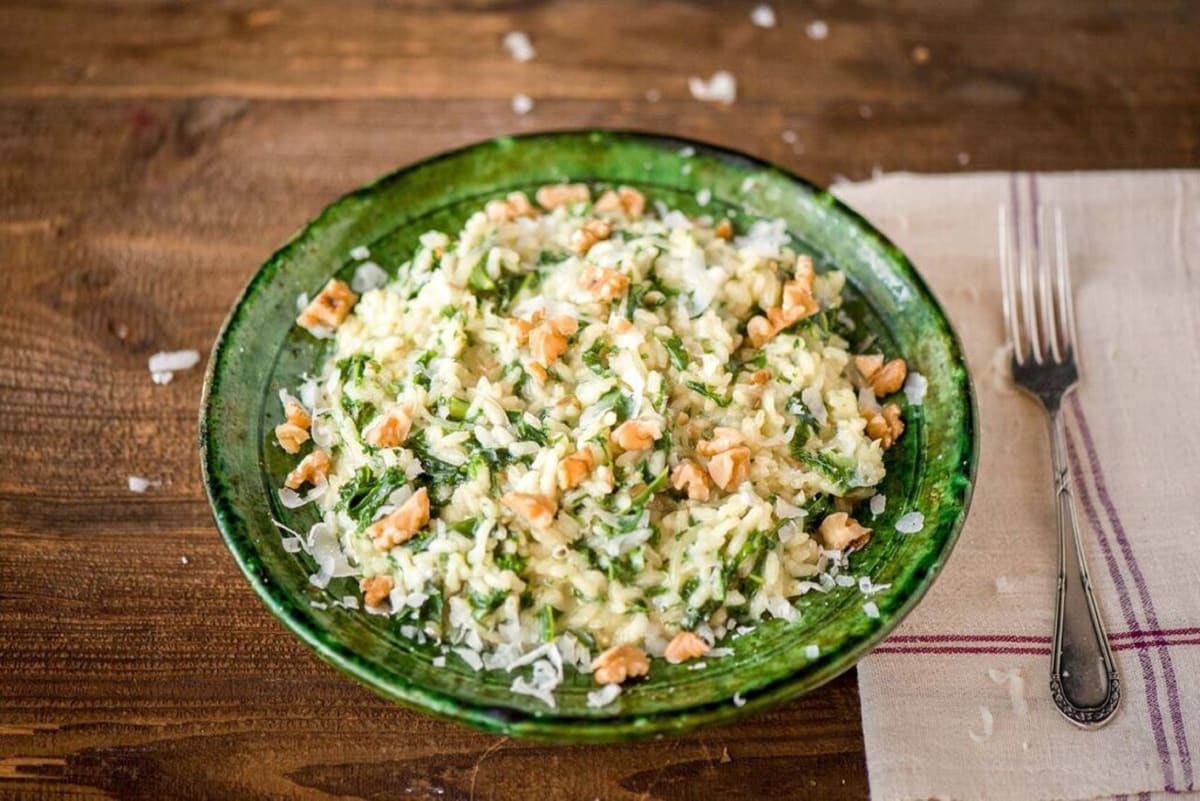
[275,183,912,706]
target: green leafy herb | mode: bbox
[582,338,611,376]
[686,380,732,407]
[786,395,819,458]
[796,450,857,491]
[336,353,376,385]
[446,518,478,536]
[495,550,528,574]
[664,335,689,370]
[337,466,409,529]
[341,395,378,432]
[468,588,509,621]
[631,469,669,508]
[466,258,496,292]
[727,351,767,376]
[440,396,471,422]
[512,413,548,446]
[537,249,568,266]
[595,386,635,422]
[412,350,435,391]
[539,605,556,642]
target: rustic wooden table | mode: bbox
[2,2,1197,798]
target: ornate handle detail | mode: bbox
[1048,410,1121,728]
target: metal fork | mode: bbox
[998,200,1120,728]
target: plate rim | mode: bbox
[199,128,980,741]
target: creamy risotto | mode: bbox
[275,183,910,706]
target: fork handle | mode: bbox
[1047,408,1121,727]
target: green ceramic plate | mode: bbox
[200,130,977,742]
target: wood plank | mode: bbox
[2,0,1199,797]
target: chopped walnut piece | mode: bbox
[780,276,819,324]
[297,279,358,332]
[854,354,884,382]
[697,427,745,457]
[275,422,310,454]
[501,492,557,530]
[548,315,579,337]
[365,404,413,448]
[707,445,751,491]
[485,191,536,222]
[507,310,546,346]
[284,399,311,430]
[864,403,905,449]
[360,575,394,607]
[591,644,650,685]
[368,487,430,550]
[714,219,734,239]
[611,420,662,451]
[792,255,815,290]
[571,218,613,255]
[665,631,711,664]
[580,265,630,302]
[557,447,596,490]
[856,354,908,396]
[819,512,872,552]
[535,183,591,210]
[527,362,549,385]
[747,314,776,348]
[285,450,331,490]
[594,186,646,218]
[750,368,772,385]
[871,358,908,396]
[530,324,569,367]
[508,317,535,345]
[611,317,635,335]
[671,460,710,501]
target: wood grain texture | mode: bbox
[1,1,1197,798]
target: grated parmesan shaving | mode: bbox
[587,683,622,708]
[502,31,535,62]
[750,4,776,28]
[969,706,994,743]
[688,71,737,104]
[351,261,389,293]
[903,371,928,405]
[127,476,161,493]
[511,94,534,115]
[895,511,925,534]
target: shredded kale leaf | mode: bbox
[336,353,376,385]
[795,450,857,491]
[686,380,732,408]
[631,469,669,508]
[664,335,689,371]
[411,349,435,391]
[507,409,548,446]
[595,386,635,422]
[786,394,819,458]
[582,338,611,377]
[337,466,409,529]
[469,588,509,621]
[495,550,528,574]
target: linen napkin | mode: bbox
[832,170,1200,801]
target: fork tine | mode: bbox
[1018,196,1042,364]
[1038,205,1062,363]
[998,205,1024,365]
[1055,208,1078,356]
